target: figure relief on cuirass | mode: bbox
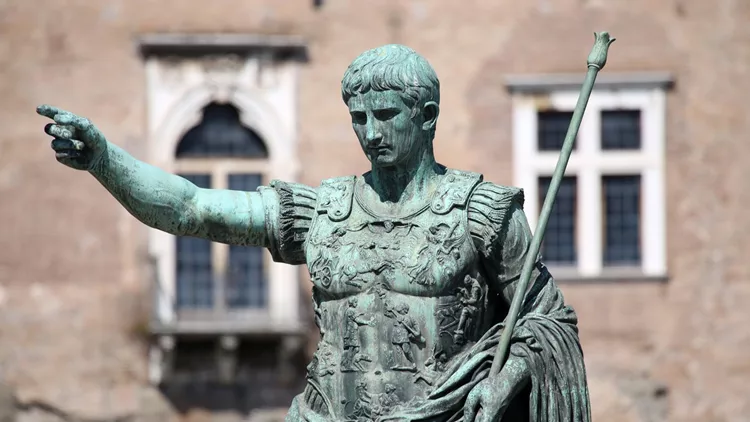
[309,220,400,293]
[341,297,375,372]
[383,299,426,372]
[335,242,392,290]
[306,341,337,381]
[344,381,404,422]
[308,226,347,289]
[402,218,467,287]
[425,273,486,372]
[344,380,373,421]
[312,287,327,334]
[455,274,484,345]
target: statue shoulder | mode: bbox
[265,180,318,264]
[429,168,483,215]
[467,181,525,256]
[315,175,356,222]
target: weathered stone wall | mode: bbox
[1,0,749,421]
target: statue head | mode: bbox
[341,44,440,169]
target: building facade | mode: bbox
[1,1,749,421]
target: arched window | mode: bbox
[173,102,269,312]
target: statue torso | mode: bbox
[302,170,496,420]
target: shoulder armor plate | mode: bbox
[430,169,484,215]
[316,175,356,222]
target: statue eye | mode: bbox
[374,109,399,121]
[350,112,366,125]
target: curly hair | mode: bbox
[341,44,440,118]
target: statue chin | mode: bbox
[368,155,398,168]
[367,149,415,169]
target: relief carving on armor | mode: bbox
[425,274,484,371]
[334,244,391,290]
[310,224,400,292]
[308,227,347,288]
[344,380,373,421]
[318,181,353,221]
[455,274,483,346]
[432,182,465,213]
[312,287,327,335]
[344,381,403,421]
[378,383,401,409]
[307,341,337,381]
[384,300,425,372]
[425,301,458,372]
[341,297,374,372]
[404,220,465,287]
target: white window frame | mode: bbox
[509,73,670,280]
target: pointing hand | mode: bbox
[37,105,108,171]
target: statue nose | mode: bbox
[366,130,383,146]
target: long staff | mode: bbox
[489,32,616,377]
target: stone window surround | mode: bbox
[139,33,307,336]
[508,72,673,282]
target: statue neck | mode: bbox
[368,147,441,204]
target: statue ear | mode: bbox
[421,101,439,131]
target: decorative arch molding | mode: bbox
[148,76,298,181]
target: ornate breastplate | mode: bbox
[302,170,496,420]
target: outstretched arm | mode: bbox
[92,142,269,245]
[37,105,271,247]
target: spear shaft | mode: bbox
[489,32,615,377]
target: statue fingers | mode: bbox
[50,111,106,149]
[36,104,68,120]
[53,139,84,161]
[51,138,85,152]
[38,105,104,149]
[38,105,92,135]
[55,149,83,160]
[54,112,92,132]
[51,139,89,170]
[45,123,78,140]
[54,152,89,170]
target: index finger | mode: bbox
[55,113,92,132]
[36,104,67,119]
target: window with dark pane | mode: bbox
[601,110,641,150]
[226,173,267,309]
[602,175,641,265]
[537,110,575,151]
[176,102,269,159]
[538,176,577,265]
[175,173,213,309]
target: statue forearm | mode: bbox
[88,142,269,246]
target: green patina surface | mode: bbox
[37,34,614,421]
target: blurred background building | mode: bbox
[1,1,749,421]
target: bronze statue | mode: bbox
[37,34,615,421]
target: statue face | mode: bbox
[347,90,425,168]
